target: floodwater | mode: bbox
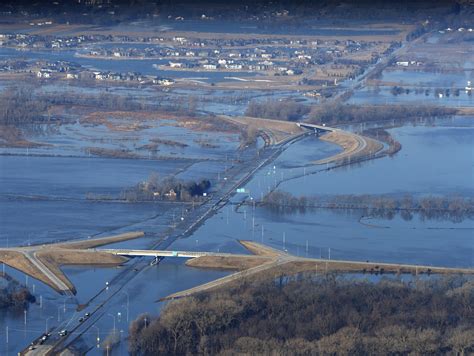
[226,117,474,267]
[350,67,473,106]
[1,117,473,353]
[1,36,474,352]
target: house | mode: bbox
[203,64,218,70]
[165,189,177,200]
[154,78,174,86]
[37,71,51,78]
[226,64,243,70]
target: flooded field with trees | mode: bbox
[0,1,473,354]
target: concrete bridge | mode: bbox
[296,122,335,135]
[97,248,249,259]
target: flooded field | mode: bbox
[1,109,472,355]
[0,12,473,353]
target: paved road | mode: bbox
[163,253,474,300]
[21,135,306,355]
[162,256,293,300]
[24,251,71,294]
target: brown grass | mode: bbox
[85,147,141,159]
[239,240,285,257]
[0,232,142,294]
[186,255,271,270]
[56,231,145,249]
[37,249,127,266]
[218,115,303,144]
[0,125,46,148]
[315,130,383,164]
[275,259,474,276]
[0,250,64,291]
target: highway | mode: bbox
[26,251,71,294]
[20,133,307,355]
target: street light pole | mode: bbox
[92,325,100,346]
[119,291,129,322]
[108,313,116,332]
[45,316,53,333]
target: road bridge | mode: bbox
[296,122,335,135]
[97,248,254,259]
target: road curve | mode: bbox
[23,251,71,294]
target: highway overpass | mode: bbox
[296,122,335,135]
[97,248,253,259]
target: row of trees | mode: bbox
[0,86,48,127]
[245,99,310,121]
[128,274,474,355]
[308,103,456,126]
[0,273,36,311]
[262,191,474,221]
[391,86,470,98]
[120,174,211,202]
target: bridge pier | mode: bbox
[150,256,164,266]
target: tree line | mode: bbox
[244,100,455,126]
[262,190,474,222]
[128,274,474,355]
[0,86,49,127]
[245,99,310,121]
[308,103,456,126]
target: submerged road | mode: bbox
[21,133,306,355]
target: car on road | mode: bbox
[39,334,48,344]
[58,329,68,336]
[79,317,84,322]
